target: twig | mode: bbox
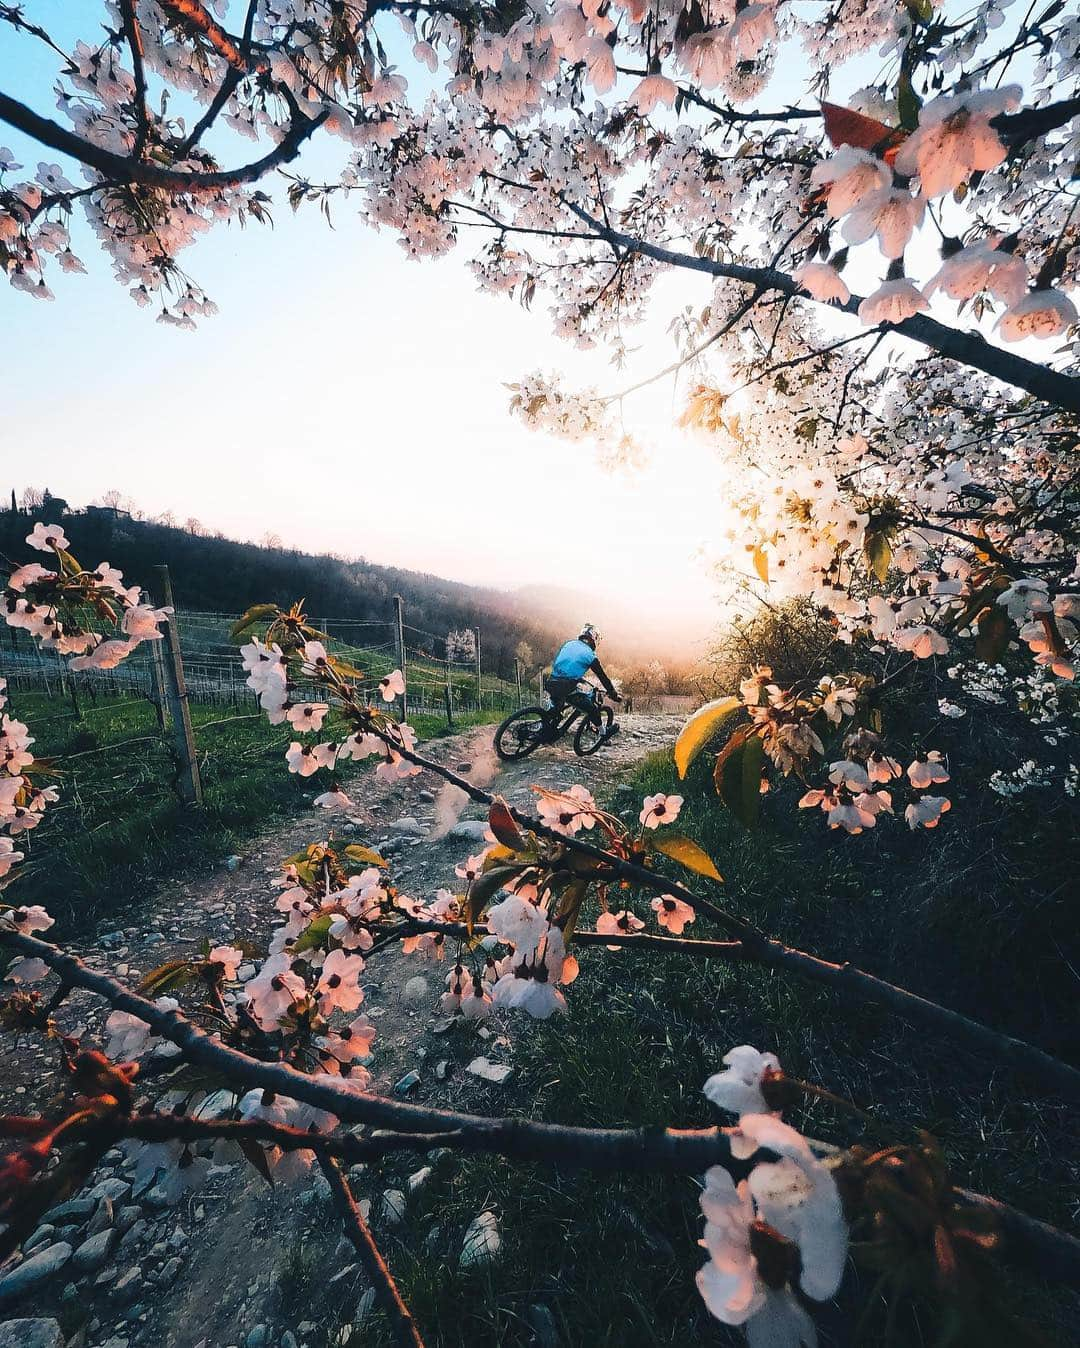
[319,1156,427,1348]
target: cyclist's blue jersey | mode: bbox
[551,639,596,681]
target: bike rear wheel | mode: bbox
[574,705,614,756]
[494,706,549,762]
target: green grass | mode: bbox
[10,689,502,935]
[325,750,1080,1348]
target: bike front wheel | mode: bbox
[494,706,549,762]
[574,705,614,756]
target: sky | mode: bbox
[0,5,921,654]
[0,9,741,649]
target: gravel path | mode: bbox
[0,715,682,1348]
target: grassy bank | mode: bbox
[10,690,498,934]
[341,748,1079,1348]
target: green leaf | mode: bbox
[230,604,279,642]
[674,696,742,779]
[466,865,519,933]
[897,71,922,132]
[651,835,723,882]
[291,912,333,954]
[715,729,764,828]
[342,844,387,869]
[863,529,892,583]
[974,605,1010,664]
[137,961,196,997]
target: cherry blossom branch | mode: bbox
[6,934,1080,1286]
[319,1157,427,1348]
[118,0,150,159]
[159,0,249,73]
[352,723,1080,1103]
[0,91,329,194]
[0,928,750,1175]
[126,1113,462,1162]
[389,916,746,961]
[180,0,260,154]
[559,202,1080,412]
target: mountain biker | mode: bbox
[545,624,621,734]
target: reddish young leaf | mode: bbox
[821,102,907,163]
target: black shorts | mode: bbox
[546,678,591,712]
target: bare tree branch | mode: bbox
[0,91,328,194]
[319,1157,427,1348]
[558,201,1080,413]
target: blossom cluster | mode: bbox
[3,522,170,669]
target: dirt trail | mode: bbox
[0,715,681,1348]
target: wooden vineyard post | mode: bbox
[154,565,203,806]
[149,628,168,730]
[393,594,408,721]
[514,658,522,708]
[474,627,482,712]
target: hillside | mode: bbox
[2,493,575,681]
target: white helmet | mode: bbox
[579,623,601,644]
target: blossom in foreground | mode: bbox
[651,894,696,935]
[858,278,929,326]
[842,189,924,259]
[703,1046,781,1119]
[905,795,952,829]
[892,86,1021,197]
[26,521,68,552]
[596,909,645,948]
[4,956,48,983]
[793,261,851,305]
[535,784,597,835]
[316,948,365,1014]
[286,702,330,732]
[907,753,949,789]
[630,74,676,114]
[697,1114,847,1343]
[379,669,406,701]
[492,925,575,1018]
[208,945,243,979]
[640,792,683,828]
[0,838,24,877]
[486,893,547,955]
[995,289,1079,342]
[245,953,306,1029]
[810,147,891,218]
[104,996,179,1060]
[0,903,54,934]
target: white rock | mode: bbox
[406,1167,433,1195]
[402,977,429,1006]
[380,1190,407,1226]
[0,1320,64,1348]
[447,820,489,843]
[467,1056,513,1084]
[459,1212,500,1269]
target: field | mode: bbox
[338,747,1080,1348]
[8,688,501,933]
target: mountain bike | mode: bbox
[494,685,616,762]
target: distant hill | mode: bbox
[1,494,573,682]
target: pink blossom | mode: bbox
[650,894,696,934]
[26,522,68,552]
[640,792,684,828]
